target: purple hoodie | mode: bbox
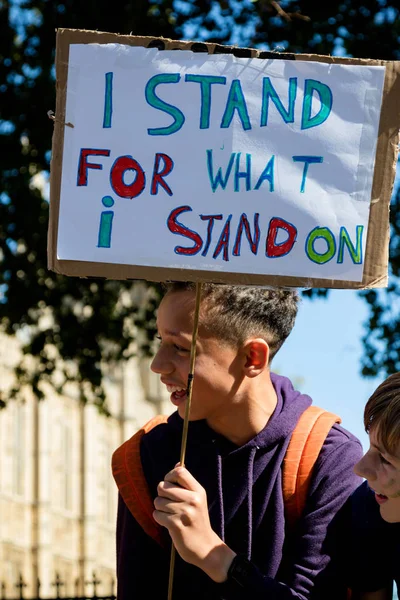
[116,374,362,599]
[348,481,400,595]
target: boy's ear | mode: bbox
[243,339,269,376]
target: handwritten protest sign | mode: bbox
[48,29,400,288]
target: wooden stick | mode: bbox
[167,281,203,600]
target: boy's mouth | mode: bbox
[374,492,389,505]
[166,384,187,406]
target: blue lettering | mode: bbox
[254,155,275,191]
[234,153,252,192]
[292,155,323,193]
[207,150,236,192]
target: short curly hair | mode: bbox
[364,372,400,455]
[164,282,299,362]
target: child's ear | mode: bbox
[243,339,269,376]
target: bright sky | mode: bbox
[273,289,383,452]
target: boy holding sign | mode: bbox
[48,28,400,600]
[113,282,362,599]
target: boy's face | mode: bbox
[151,290,243,422]
[354,427,400,523]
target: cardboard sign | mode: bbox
[48,29,400,288]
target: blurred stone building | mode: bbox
[0,333,171,598]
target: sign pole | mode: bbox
[167,281,203,600]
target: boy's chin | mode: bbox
[177,404,203,421]
[177,404,186,418]
[380,503,400,523]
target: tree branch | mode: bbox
[267,0,311,22]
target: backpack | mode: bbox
[112,405,340,546]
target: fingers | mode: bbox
[153,495,185,514]
[153,502,193,528]
[164,466,203,493]
[156,480,193,502]
[153,508,180,528]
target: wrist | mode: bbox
[202,539,236,583]
[226,553,258,588]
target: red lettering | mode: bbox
[213,215,232,262]
[167,206,203,255]
[110,155,146,198]
[77,148,110,186]
[266,217,297,258]
[233,213,260,256]
[200,214,223,256]
[151,153,174,196]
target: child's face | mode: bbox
[151,290,243,423]
[354,427,400,523]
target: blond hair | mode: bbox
[364,372,400,455]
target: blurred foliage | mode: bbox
[0,0,399,408]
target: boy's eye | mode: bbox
[174,344,189,353]
[380,454,391,466]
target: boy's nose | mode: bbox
[150,347,173,375]
[353,454,376,481]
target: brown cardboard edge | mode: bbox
[48,30,69,271]
[363,60,399,290]
[50,29,395,64]
[48,29,399,289]
[51,260,387,290]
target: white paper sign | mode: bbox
[56,44,385,282]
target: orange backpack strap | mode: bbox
[282,405,341,528]
[112,415,168,546]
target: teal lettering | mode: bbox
[145,74,185,136]
[221,80,251,131]
[260,77,297,126]
[103,72,113,129]
[98,196,115,248]
[301,79,333,130]
[185,74,226,129]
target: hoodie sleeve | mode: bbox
[216,426,363,600]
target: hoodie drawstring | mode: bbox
[247,446,257,560]
[215,445,258,560]
[216,453,225,542]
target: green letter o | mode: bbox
[306,227,336,264]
